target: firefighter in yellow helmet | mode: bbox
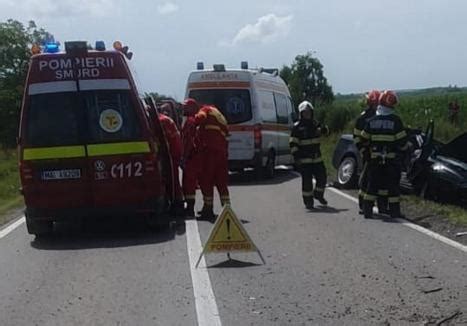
[289,101,329,209]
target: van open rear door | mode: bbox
[20,90,92,216]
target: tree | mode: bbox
[280,52,334,107]
[0,19,52,150]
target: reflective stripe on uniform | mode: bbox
[363,194,377,201]
[388,196,400,203]
[371,152,396,159]
[23,145,86,160]
[205,124,226,137]
[290,147,299,153]
[203,197,214,204]
[184,195,196,200]
[87,141,151,157]
[300,157,323,164]
[360,130,371,139]
[353,128,363,136]
[314,187,325,192]
[377,190,389,196]
[299,138,320,145]
[395,130,407,140]
[370,134,396,142]
[289,137,299,144]
[302,191,314,197]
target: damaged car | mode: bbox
[332,121,467,206]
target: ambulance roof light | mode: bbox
[241,61,248,69]
[65,41,88,55]
[213,64,226,72]
[44,42,60,53]
[197,62,204,70]
[95,41,106,51]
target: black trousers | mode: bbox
[359,161,388,211]
[301,162,327,205]
[363,161,401,216]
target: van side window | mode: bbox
[258,91,277,123]
[286,96,295,123]
[274,93,289,124]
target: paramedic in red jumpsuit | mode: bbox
[181,99,202,217]
[158,105,184,216]
[194,103,230,221]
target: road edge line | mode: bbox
[327,187,467,254]
[0,216,25,239]
[185,220,222,326]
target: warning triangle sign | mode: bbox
[203,205,257,253]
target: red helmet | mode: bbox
[366,90,381,107]
[182,98,199,115]
[379,90,399,108]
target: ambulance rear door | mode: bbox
[20,82,92,212]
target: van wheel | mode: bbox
[264,151,276,179]
[26,216,53,236]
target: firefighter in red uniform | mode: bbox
[158,104,184,216]
[194,103,230,221]
[181,99,202,217]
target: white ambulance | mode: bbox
[185,62,296,178]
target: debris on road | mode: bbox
[422,287,443,294]
[436,310,462,325]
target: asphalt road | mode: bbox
[1,169,466,325]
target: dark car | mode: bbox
[332,122,467,206]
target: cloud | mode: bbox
[157,2,179,15]
[1,0,116,18]
[225,14,293,46]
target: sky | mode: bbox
[1,0,466,100]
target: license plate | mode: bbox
[41,169,81,180]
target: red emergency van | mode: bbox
[18,41,171,236]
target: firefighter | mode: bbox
[360,90,409,219]
[289,101,329,209]
[181,98,201,217]
[354,90,389,215]
[194,103,230,221]
[158,104,184,217]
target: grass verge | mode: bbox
[0,150,23,227]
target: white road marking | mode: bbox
[185,220,222,326]
[0,216,25,239]
[327,187,467,254]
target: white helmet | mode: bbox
[298,101,314,113]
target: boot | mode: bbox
[199,205,215,222]
[317,197,328,206]
[377,197,390,215]
[305,199,314,210]
[363,201,373,219]
[358,195,364,215]
[185,199,195,218]
[389,203,404,219]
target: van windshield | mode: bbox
[188,89,252,124]
[25,90,141,146]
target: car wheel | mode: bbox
[337,156,358,189]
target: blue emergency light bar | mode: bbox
[44,42,60,53]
